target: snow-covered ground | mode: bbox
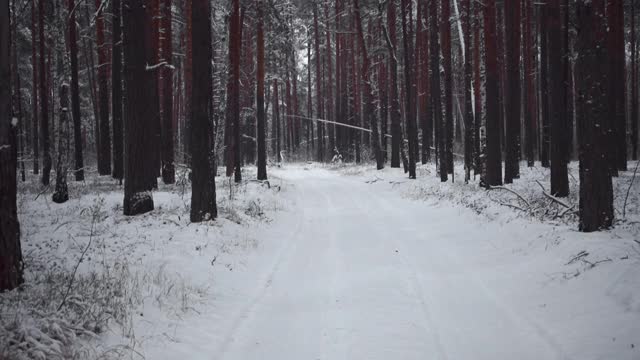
[2,161,639,359]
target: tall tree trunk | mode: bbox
[483,0,502,186]
[575,0,613,232]
[190,0,217,222]
[523,0,535,167]
[96,0,111,175]
[354,0,383,169]
[430,0,444,181]
[38,0,51,185]
[314,6,324,162]
[274,79,281,162]
[112,0,124,181]
[504,0,520,183]
[441,0,454,178]
[52,84,69,203]
[68,0,84,181]
[325,2,334,157]
[472,0,482,176]
[0,0,23,291]
[82,3,100,158]
[161,0,175,184]
[10,0,24,182]
[387,0,401,168]
[184,0,192,164]
[31,0,39,175]
[400,0,417,178]
[462,0,473,182]
[228,0,242,181]
[378,17,389,163]
[122,0,154,216]
[539,5,550,168]
[607,0,626,172]
[416,0,427,165]
[256,0,267,180]
[633,0,638,161]
[548,0,569,197]
[147,0,161,184]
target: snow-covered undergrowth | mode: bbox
[1,167,289,360]
[334,160,640,232]
[321,160,640,359]
[333,161,640,307]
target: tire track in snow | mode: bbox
[359,175,570,360]
[215,182,308,359]
[343,178,451,360]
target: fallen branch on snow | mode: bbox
[487,185,531,208]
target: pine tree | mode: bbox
[548,0,569,197]
[387,0,401,168]
[607,0,626,172]
[400,0,417,178]
[190,0,217,222]
[122,0,154,216]
[95,0,111,176]
[313,5,324,163]
[256,0,267,180]
[441,0,454,178]
[504,0,521,183]
[112,0,124,181]
[161,0,175,184]
[462,0,474,182]
[38,0,51,185]
[31,0,38,175]
[483,0,502,187]
[52,84,69,203]
[575,0,613,232]
[354,0,383,170]
[1,0,23,291]
[68,0,84,181]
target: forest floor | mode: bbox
[2,161,640,360]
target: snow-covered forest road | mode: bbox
[212,166,639,360]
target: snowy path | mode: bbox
[213,167,593,360]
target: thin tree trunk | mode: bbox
[256,0,267,180]
[52,84,69,203]
[112,0,124,181]
[633,0,638,161]
[524,0,535,167]
[39,0,51,185]
[230,0,242,181]
[314,6,324,162]
[354,0,383,169]
[607,0,626,171]
[68,0,84,181]
[430,0,444,181]
[400,0,417,178]
[96,0,111,175]
[31,0,39,175]
[473,0,482,176]
[387,0,401,168]
[462,0,473,182]
[540,4,550,168]
[184,0,192,165]
[483,0,502,186]
[504,0,520,183]
[161,0,175,184]
[274,79,281,162]
[441,0,454,178]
